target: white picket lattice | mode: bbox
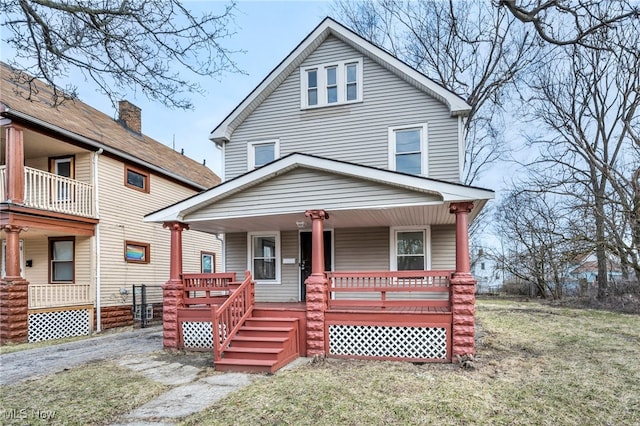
[328,324,448,359]
[28,309,90,343]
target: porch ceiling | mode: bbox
[185,201,486,234]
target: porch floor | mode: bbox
[254,302,307,311]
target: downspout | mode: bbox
[215,233,225,272]
[94,148,103,331]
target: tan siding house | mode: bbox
[0,61,221,343]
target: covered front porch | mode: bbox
[145,153,492,372]
[159,202,477,372]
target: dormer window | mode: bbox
[301,58,363,109]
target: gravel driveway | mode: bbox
[0,326,163,386]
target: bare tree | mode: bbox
[1,0,243,109]
[523,17,640,297]
[497,0,640,49]
[334,0,539,185]
[493,189,584,299]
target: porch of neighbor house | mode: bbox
[160,204,477,374]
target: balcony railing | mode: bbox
[0,165,95,218]
[28,284,93,309]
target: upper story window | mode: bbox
[301,58,363,109]
[125,165,150,193]
[388,123,428,176]
[248,140,280,170]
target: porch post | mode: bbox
[304,209,329,357]
[449,202,477,359]
[0,225,29,344]
[4,123,25,204]
[161,221,189,349]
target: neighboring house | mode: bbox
[567,252,623,295]
[471,248,502,294]
[145,17,494,371]
[0,62,221,344]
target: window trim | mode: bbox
[247,139,280,170]
[124,240,151,264]
[49,237,75,283]
[388,123,429,176]
[201,251,216,274]
[124,164,150,193]
[389,226,431,271]
[300,58,363,109]
[247,231,281,284]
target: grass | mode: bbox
[0,361,167,425]
[0,300,638,425]
[181,299,640,425]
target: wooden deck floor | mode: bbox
[254,302,449,314]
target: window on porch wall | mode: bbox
[390,227,431,271]
[248,232,280,283]
[50,238,75,283]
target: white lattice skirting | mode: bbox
[28,309,90,343]
[181,321,228,349]
[328,324,448,359]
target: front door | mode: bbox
[300,230,332,301]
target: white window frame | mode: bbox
[389,226,431,271]
[247,139,280,170]
[1,240,25,278]
[388,123,429,176]
[247,231,281,284]
[300,58,363,109]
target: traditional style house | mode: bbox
[0,62,221,344]
[145,17,494,372]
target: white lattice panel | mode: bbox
[328,325,447,359]
[28,309,90,343]
[182,321,212,349]
[181,321,227,349]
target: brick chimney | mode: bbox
[118,100,141,133]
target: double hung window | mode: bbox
[389,124,428,176]
[301,58,363,108]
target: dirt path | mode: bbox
[0,326,163,386]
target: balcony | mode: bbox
[0,165,95,218]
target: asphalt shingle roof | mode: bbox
[0,62,220,190]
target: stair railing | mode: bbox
[212,271,255,363]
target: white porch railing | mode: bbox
[0,165,95,217]
[28,284,93,309]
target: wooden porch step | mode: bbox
[231,335,289,348]
[215,316,300,373]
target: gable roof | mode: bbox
[144,152,494,223]
[0,62,220,190]
[210,17,471,144]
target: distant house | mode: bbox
[0,62,221,344]
[146,17,494,372]
[471,248,502,294]
[567,252,623,294]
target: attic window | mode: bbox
[248,140,280,170]
[125,165,150,193]
[301,58,363,109]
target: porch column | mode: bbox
[161,221,189,349]
[304,209,329,357]
[0,225,29,344]
[449,202,477,359]
[4,123,25,204]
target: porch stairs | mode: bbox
[214,316,300,373]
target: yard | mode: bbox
[1,299,638,425]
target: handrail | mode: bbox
[28,283,93,309]
[212,271,255,363]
